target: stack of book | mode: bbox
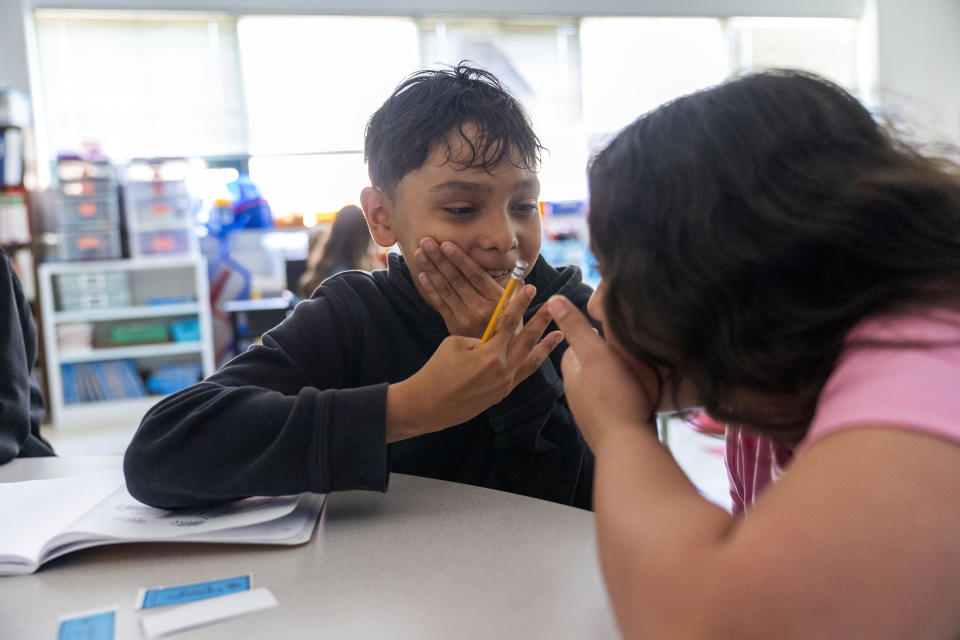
[61,359,147,404]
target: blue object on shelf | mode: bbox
[227,174,272,229]
[146,296,196,306]
[170,318,200,342]
[146,363,203,395]
[61,359,146,403]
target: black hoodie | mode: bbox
[124,253,594,509]
[0,249,54,464]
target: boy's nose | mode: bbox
[479,213,519,253]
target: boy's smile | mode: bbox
[362,129,542,302]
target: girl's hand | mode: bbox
[386,284,563,442]
[546,295,656,450]
[414,237,507,338]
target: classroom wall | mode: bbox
[2,0,958,144]
[874,0,960,144]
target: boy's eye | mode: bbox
[443,206,477,215]
[513,203,539,215]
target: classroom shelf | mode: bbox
[39,256,215,429]
[58,341,204,364]
[53,302,200,323]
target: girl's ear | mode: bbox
[360,187,398,248]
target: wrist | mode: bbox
[589,420,658,458]
[385,380,429,443]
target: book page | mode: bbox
[182,493,325,544]
[0,469,121,568]
[52,484,301,546]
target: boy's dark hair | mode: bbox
[587,69,960,442]
[364,63,543,195]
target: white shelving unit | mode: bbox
[39,256,215,430]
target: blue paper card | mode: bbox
[58,608,115,640]
[138,574,252,610]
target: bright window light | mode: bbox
[728,17,860,91]
[580,18,728,147]
[34,10,247,161]
[248,152,368,221]
[237,16,420,155]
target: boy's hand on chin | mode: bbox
[385,284,563,442]
[414,237,507,339]
[546,296,657,451]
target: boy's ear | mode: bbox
[360,186,398,248]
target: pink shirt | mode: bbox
[726,310,960,514]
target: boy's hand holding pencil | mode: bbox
[384,281,563,443]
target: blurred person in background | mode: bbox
[298,205,377,299]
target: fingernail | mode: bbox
[415,249,428,264]
[548,297,569,319]
[421,237,437,251]
[418,272,429,284]
[441,242,455,255]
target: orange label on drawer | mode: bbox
[76,236,101,249]
[78,201,98,217]
[152,236,176,251]
[149,203,172,215]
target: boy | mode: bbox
[0,248,54,463]
[123,64,594,509]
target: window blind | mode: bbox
[34,10,248,161]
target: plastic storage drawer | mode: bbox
[59,229,122,261]
[54,270,130,311]
[131,228,194,257]
[125,180,189,201]
[125,181,192,227]
[127,195,193,227]
[61,179,117,197]
[58,193,120,229]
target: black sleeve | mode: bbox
[0,251,53,464]
[123,288,389,508]
[484,341,594,509]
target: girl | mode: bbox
[547,70,960,638]
[298,204,377,298]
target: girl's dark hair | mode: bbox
[588,69,960,442]
[364,62,543,194]
[298,205,372,298]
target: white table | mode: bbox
[0,456,618,639]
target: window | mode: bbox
[580,17,728,150]
[728,17,860,91]
[34,10,247,161]
[237,16,420,156]
[237,15,419,218]
[33,11,866,214]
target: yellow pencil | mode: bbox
[480,259,530,344]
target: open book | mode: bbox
[0,469,325,576]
